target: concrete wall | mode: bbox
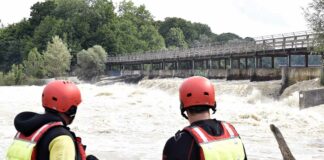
[227,69,251,80]
[208,69,227,79]
[120,68,282,80]
[299,88,324,109]
[282,67,321,85]
[255,68,282,81]
[118,67,321,83]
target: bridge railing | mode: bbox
[107,31,316,63]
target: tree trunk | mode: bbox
[270,124,295,160]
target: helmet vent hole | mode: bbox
[187,93,192,97]
[204,92,209,95]
[52,97,58,101]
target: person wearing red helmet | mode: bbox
[162,76,247,160]
[6,80,98,160]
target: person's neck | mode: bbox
[188,112,210,124]
[58,113,72,125]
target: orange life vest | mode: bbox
[184,121,245,160]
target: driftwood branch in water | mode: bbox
[270,124,295,160]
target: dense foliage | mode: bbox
[304,0,324,85]
[0,0,245,73]
[0,0,251,85]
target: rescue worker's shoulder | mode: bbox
[43,126,74,139]
[166,129,193,145]
[221,121,240,135]
[38,125,75,148]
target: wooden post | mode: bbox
[272,56,275,68]
[270,124,295,160]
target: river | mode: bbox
[0,78,323,159]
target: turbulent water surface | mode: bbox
[0,78,323,159]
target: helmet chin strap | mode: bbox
[181,110,189,119]
[64,106,77,119]
[212,102,217,114]
[180,102,189,119]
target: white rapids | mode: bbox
[0,78,323,160]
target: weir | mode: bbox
[106,31,323,78]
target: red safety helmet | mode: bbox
[179,76,216,118]
[42,80,81,113]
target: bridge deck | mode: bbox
[107,31,316,64]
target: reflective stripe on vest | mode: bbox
[185,122,245,160]
[6,122,63,160]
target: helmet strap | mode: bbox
[181,110,188,119]
[64,106,77,119]
[180,102,188,119]
[211,102,217,114]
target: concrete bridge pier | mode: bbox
[305,53,308,67]
[208,59,212,69]
[288,53,291,67]
[192,60,195,70]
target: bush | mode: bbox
[0,64,30,86]
[23,48,45,78]
[76,45,107,81]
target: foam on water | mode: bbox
[0,79,323,159]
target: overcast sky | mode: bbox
[0,0,312,38]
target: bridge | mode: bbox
[106,31,323,82]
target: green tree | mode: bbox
[23,48,44,78]
[0,19,34,71]
[30,1,57,27]
[0,19,4,29]
[244,37,255,42]
[116,0,165,53]
[304,0,324,85]
[165,27,188,48]
[139,24,165,51]
[33,16,64,51]
[159,17,197,45]
[77,45,108,80]
[44,36,71,77]
[193,23,213,36]
[216,33,242,43]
